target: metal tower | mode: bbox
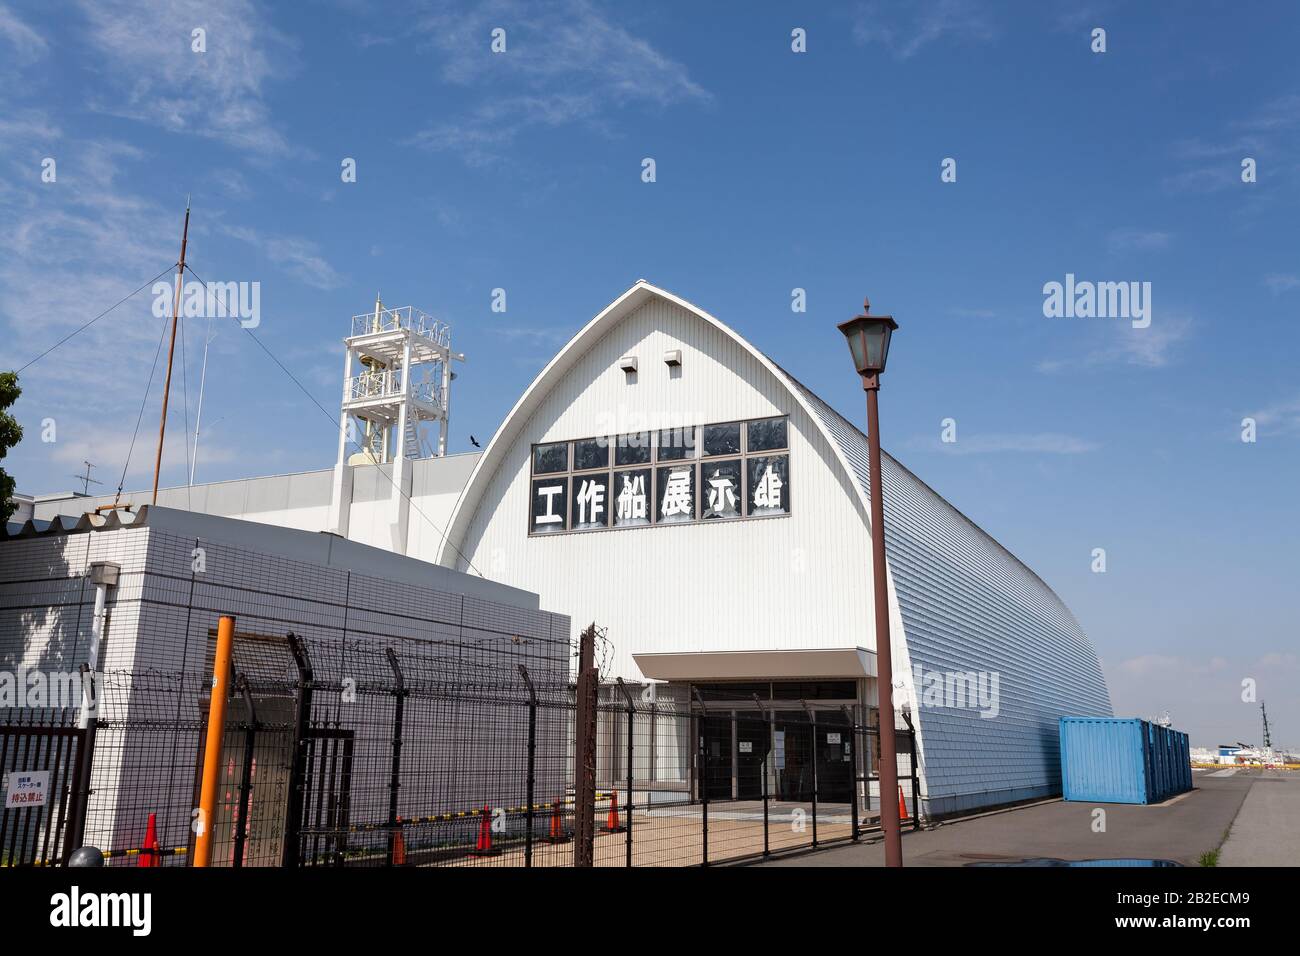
[1261,701,1272,750]
[328,295,464,547]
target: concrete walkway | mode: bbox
[1219,769,1300,866]
[754,770,1257,867]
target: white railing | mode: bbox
[347,369,403,402]
[345,370,446,411]
[350,306,451,348]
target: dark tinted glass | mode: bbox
[532,442,567,474]
[655,464,696,523]
[747,417,788,452]
[615,432,652,466]
[657,426,695,461]
[573,437,609,471]
[570,472,610,529]
[702,422,741,457]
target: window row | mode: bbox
[532,417,788,474]
[530,455,790,534]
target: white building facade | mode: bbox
[24,281,1113,816]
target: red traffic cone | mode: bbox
[897,785,909,822]
[470,805,500,857]
[602,790,626,834]
[545,799,570,844]
[138,812,159,867]
[392,816,406,866]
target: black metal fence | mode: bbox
[1,633,919,868]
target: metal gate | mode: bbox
[0,713,88,867]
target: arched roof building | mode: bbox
[438,281,1112,816]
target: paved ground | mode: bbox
[1219,769,1300,866]
[755,770,1264,867]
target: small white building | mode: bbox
[24,281,1113,817]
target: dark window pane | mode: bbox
[702,422,741,457]
[657,426,695,461]
[573,437,609,471]
[747,417,788,452]
[570,472,610,529]
[746,455,789,516]
[533,442,568,474]
[531,478,568,533]
[612,468,652,527]
[615,432,652,466]
[655,464,695,523]
[700,459,742,519]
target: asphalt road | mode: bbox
[1218,769,1300,866]
[755,769,1269,867]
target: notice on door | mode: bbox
[5,770,49,808]
[826,732,841,745]
[739,741,753,753]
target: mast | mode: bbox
[190,316,215,486]
[152,199,191,504]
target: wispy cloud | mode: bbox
[851,0,995,60]
[77,0,296,155]
[1107,228,1170,254]
[909,432,1100,456]
[1038,313,1193,372]
[410,0,709,164]
[1263,273,1300,295]
[222,225,344,290]
[0,3,47,63]
[1244,395,1300,437]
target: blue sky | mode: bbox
[1,0,1297,747]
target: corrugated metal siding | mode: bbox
[448,288,1112,814]
[1060,718,1148,803]
[455,298,879,678]
[783,376,1113,814]
[1060,718,1192,804]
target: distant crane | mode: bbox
[1261,701,1272,750]
[72,460,102,496]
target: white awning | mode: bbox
[632,647,877,682]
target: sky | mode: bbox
[0,0,1296,749]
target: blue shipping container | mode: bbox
[1059,717,1193,804]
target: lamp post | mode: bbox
[838,298,903,868]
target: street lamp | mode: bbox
[837,297,903,868]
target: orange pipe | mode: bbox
[194,614,235,867]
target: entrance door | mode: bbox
[700,715,733,801]
[735,715,769,800]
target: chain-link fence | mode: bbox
[2,630,918,868]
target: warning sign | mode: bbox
[5,770,49,809]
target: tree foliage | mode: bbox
[0,371,23,526]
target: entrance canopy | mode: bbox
[632,647,877,683]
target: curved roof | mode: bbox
[438,280,881,563]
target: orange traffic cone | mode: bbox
[602,790,626,834]
[545,799,570,844]
[392,816,406,866]
[470,805,500,857]
[138,812,159,867]
[897,785,909,822]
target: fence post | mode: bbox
[843,705,859,842]
[282,632,314,868]
[692,686,708,867]
[803,701,818,849]
[195,614,236,868]
[384,647,406,866]
[616,677,633,868]
[752,694,769,858]
[573,624,597,867]
[517,664,537,869]
[62,664,97,861]
[902,707,920,830]
[232,675,258,869]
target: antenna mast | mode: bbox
[152,199,191,504]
